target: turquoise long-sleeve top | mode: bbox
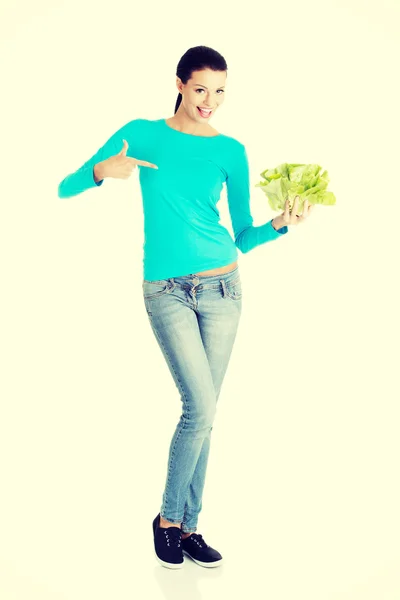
[58,118,288,280]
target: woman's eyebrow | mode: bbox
[193,84,226,89]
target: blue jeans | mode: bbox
[142,265,242,533]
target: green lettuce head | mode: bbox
[255,163,336,213]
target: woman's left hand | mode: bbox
[281,195,316,226]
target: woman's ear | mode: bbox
[176,77,183,94]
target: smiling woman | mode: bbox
[165,53,228,140]
[194,83,225,118]
[146,46,289,569]
[57,44,289,571]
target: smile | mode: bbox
[197,107,213,118]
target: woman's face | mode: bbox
[178,68,226,122]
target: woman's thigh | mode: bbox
[197,289,242,400]
[142,268,242,414]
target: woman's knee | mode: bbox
[183,402,216,431]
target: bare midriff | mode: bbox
[193,260,238,276]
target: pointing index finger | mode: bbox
[136,160,158,169]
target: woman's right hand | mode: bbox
[96,139,158,180]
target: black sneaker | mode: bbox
[152,513,184,569]
[181,532,223,568]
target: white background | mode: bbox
[1,0,399,598]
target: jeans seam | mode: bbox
[150,323,189,521]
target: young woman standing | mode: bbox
[58,45,314,570]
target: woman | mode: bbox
[58,45,314,570]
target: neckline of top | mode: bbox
[161,118,222,138]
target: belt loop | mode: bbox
[220,278,227,298]
[168,277,175,292]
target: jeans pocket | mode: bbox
[225,277,242,301]
[142,280,170,300]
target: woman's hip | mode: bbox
[142,264,242,316]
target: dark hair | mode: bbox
[174,46,228,114]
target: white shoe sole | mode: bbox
[182,549,223,568]
[154,549,184,569]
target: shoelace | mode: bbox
[186,533,208,548]
[163,528,181,548]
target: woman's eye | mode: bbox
[195,89,224,94]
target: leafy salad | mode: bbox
[255,163,336,213]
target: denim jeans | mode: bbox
[142,265,242,533]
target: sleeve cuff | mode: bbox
[270,220,288,235]
[92,167,104,187]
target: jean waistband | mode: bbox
[174,265,239,283]
[143,265,239,286]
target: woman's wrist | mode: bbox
[272,216,284,231]
[93,162,105,183]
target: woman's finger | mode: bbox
[292,196,300,223]
[140,161,159,169]
[299,198,309,219]
[284,198,290,220]
[132,158,159,169]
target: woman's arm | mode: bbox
[57,119,143,199]
[225,142,288,253]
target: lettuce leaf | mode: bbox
[255,163,336,213]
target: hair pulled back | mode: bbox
[174,46,228,114]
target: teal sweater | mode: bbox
[58,118,288,280]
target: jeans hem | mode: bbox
[160,511,183,525]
